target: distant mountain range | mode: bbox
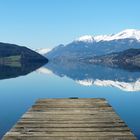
[37,29,140,65]
[35,29,140,92]
[0,42,48,67]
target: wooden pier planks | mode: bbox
[2,98,137,140]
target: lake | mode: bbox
[0,61,140,139]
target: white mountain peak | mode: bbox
[35,48,52,55]
[76,29,140,42]
[76,35,94,42]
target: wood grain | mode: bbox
[2,98,137,140]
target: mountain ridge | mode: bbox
[75,29,140,42]
[44,29,140,61]
[0,42,48,65]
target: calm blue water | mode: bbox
[0,62,140,139]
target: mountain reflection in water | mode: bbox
[0,62,47,80]
[41,61,140,92]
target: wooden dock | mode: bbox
[3,98,137,140]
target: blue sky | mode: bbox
[0,0,140,49]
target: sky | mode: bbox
[0,0,140,49]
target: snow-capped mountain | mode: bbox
[76,29,140,42]
[36,29,140,92]
[45,29,140,60]
[35,48,52,55]
[76,35,95,43]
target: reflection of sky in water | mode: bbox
[0,70,140,139]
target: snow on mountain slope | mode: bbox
[76,29,140,42]
[76,79,140,92]
[35,48,52,55]
[76,35,95,43]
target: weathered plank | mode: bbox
[2,136,137,140]
[2,98,137,140]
